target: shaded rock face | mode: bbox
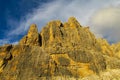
[0,17,120,80]
[0,44,12,73]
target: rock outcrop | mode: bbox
[97,38,114,56]
[0,17,120,80]
[111,42,120,58]
[19,24,42,46]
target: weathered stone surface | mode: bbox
[40,17,101,53]
[97,38,114,56]
[0,45,50,80]
[0,17,120,80]
[19,24,42,46]
[0,44,12,73]
[111,42,120,58]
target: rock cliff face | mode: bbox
[0,17,120,80]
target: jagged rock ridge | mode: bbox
[0,17,120,80]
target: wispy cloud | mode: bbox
[90,6,120,43]
[0,39,18,45]
[3,0,120,45]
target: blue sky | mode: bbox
[0,0,120,45]
[0,0,51,45]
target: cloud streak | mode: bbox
[2,0,120,45]
[0,39,10,45]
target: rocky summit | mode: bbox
[0,17,120,80]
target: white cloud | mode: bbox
[0,39,10,46]
[11,41,18,45]
[5,0,120,44]
[90,6,120,43]
[0,39,18,46]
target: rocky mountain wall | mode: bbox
[0,17,120,80]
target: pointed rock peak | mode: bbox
[68,17,78,22]
[27,24,38,38]
[67,17,81,27]
[28,24,38,34]
[19,24,41,46]
[47,20,62,27]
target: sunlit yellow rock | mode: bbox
[0,17,120,80]
[19,24,41,46]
